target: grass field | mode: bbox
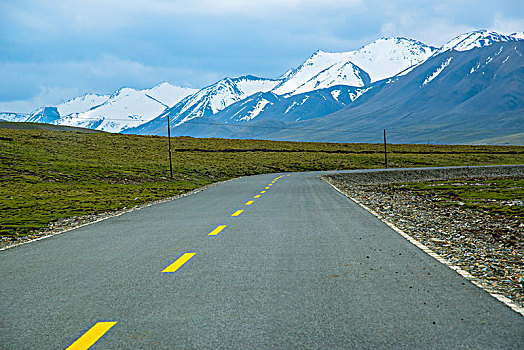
[1,127,523,240]
[388,178,524,223]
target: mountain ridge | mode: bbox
[2,29,523,144]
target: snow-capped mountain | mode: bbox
[128,37,436,133]
[398,30,524,77]
[271,37,437,96]
[255,40,524,144]
[56,83,197,132]
[128,76,281,134]
[1,83,198,132]
[346,38,437,82]
[56,93,110,116]
[4,30,523,144]
[171,75,280,124]
[25,107,61,124]
[512,32,524,40]
[213,85,369,124]
[438,30,521,53]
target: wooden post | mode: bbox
[383,129,388,169]
[167,115,173,178]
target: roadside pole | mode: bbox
[383,129,388,169]
[167,115,173,178]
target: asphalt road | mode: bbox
[1,171,523,349]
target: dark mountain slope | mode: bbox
[256,42,524,144]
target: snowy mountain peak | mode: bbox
[146,82,198,107]
[511,32,524,40]
[159,75,282,126]
[439,30,519,53]
[153,81,174,88]
[348,37,437,82]
[272,36,436,95]
[272,50,364,95]
[56,93,110,116]
[311,49,326,57]
[46,83,198,133]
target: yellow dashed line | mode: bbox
[66,321,117,350]
[245,201,254,205]
[232,210,244,217]
[208,225,227,236]
[260,191,266,193]
[162,253,196,273]
[265,187,270,189]
[254,195,261,198]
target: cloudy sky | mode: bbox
[1,0,523,112]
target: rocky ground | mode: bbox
[323,165,524,309]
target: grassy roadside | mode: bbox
[1,128,523,240]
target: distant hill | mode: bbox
[0,121,105,133]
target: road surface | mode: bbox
[1,171,523,349]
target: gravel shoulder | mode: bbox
[323,165,524,309]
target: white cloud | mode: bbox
[0,86,81,114]
[492,12,524,34]
[0,56,221,112]
[2,0,523,112]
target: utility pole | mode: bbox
[167,115,173,179]
[383,129,388,169]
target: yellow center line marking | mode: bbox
[265,187,270,189]
[254,195,261,198]
[208,225,227,236]
[162,252,196,273]
[231,209,244,217]
[66,321,117,350]
[245,201,254,205]
[268,184,273,186]
[260,190,266,193]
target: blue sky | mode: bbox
[1,0,523,112]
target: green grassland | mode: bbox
[1,127,523,240]
[388,178,524,222]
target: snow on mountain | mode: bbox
[162,75,281,126]
[422,57,453,86]
[0,112,28,123]
[271,50,367,95]
[57,94,110,116]
[438,30,520,53]
[289,58,370,96]
[272,38,436,96]
[208,85,368,126]
[144,82,197,107]
[511,32,524,40]
[5,29,522,138]
[234,75,282,97]
[0,94,109,124]
[56,83,197,132]
[26,107,61,123]
[345,37,437,82]
[240,98,272,122]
